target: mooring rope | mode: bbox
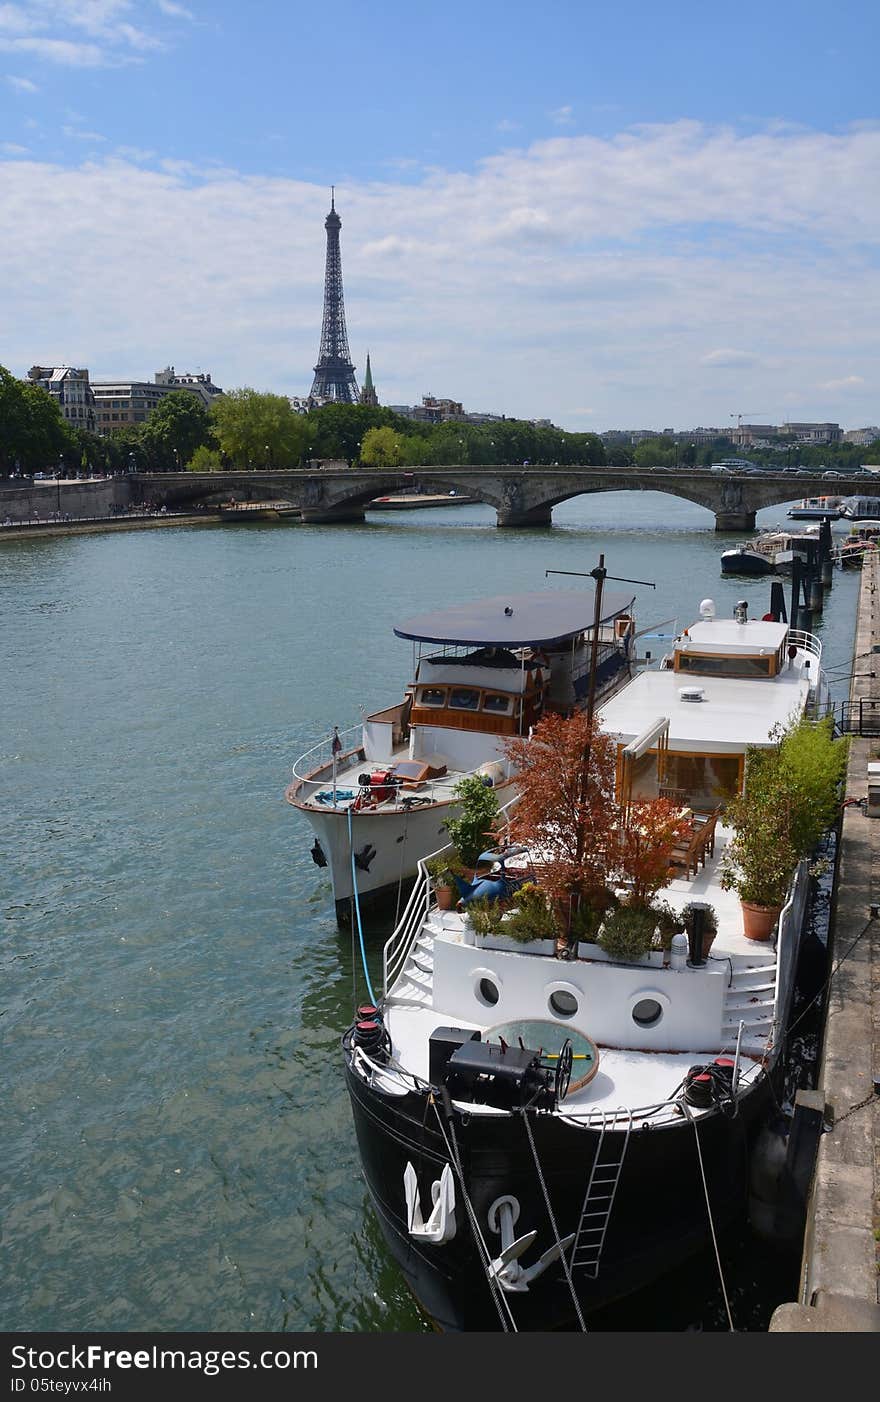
[430,1098,518,1333]
[680,1099,735,1331]
[348,805,376,1007]
[521,1108,588,1332]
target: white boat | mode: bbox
[287,588,636,923]
[342,595,829,1329]
[787,496,843,520]
[840,495,880,520]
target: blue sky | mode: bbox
[1,1,878,430]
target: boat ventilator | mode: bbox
[486,1195,575,1294]
[403,1161,456,1245]
[569,1108,633,1279]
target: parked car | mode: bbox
[822,470,843,479]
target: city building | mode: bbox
[91,369,223,432]
[843,427,880,446]
[781,422,843,444]
[26,366,97,434]
[154,366,223,411]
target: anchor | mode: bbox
[403,1162,456,1245]
[487,1195,575,1292]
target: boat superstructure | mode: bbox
[287,588,636,922]
[342,596,827,1329]
[841,495,880,520]
[787,496,843,520]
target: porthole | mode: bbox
[548,989,579,1019]
[477,977,500,1007]
[632,997,663,1029]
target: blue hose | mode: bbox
[348,806,377,1006]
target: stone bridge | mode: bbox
[129,466,867,531]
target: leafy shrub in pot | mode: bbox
[597,904,657,963]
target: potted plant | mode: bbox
[650,898,685,958]
[465,894,506,940]
[443,774,501,869]
[597,904,658,964]
[426,854,461,911]
[721,717,848,940]
[502,882,559,947]
[679,900,718,959]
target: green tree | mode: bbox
[360,425,406,468]
[141,391,212,471]
[632,437,676,469]
[308,403,393,464]
[0,366,72,475]
[211,389,308,469]
[187,444,224,472]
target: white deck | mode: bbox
[598,666,810,751]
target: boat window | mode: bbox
[632,998,663,1029]
[482,693,512,714]
[548,989,579,1019]
[662,753,741,811]
[419,687,447,708]
[677,653,772,678]
[449,688,480,710]
[477,977,500,1007]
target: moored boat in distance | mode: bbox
[287,587,637,924]
[721,526,819,577]
[840,494,880,520]
[342,594,830,1330]
[787,496,843,520]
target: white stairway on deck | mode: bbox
[721,950,778,1054]
[388,921,442,1008]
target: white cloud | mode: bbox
[156,0,193,17]
[819,374,865,392]
[6,72,38,90]
[701,349,759,369]
[0,1,169,67]
[0,36,106,64]
[62,123,106,140]
[496,119,519,133]
[549,105,574,127]
[1,140,28,153]
[1,121,879,429]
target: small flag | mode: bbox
[331,727,342,755]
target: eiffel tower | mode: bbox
[309,189,359,404]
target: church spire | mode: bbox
[360,351,378,407]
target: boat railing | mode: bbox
[289,723,365,799]
[383,852,435,995]
[349,1043,758,1128]
[788,628,822,664]
[382,794,521,995]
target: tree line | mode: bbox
[2,362,877,476]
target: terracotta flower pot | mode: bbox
[740,900,782,941]
[435,884,455,911]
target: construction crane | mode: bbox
[730,412,765,428]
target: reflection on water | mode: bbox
[0,493,857,1332]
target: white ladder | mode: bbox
[569,1110,632,1277]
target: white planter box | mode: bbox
[578,942,663,967]
[472,932,557,957]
